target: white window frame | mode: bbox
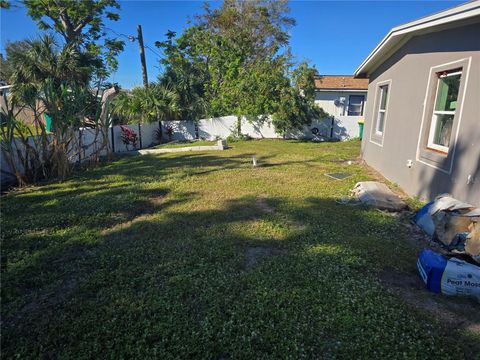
[426,70,462,153]
[416,57,471,174]
[375,85,389,136]
[347,94,365,116]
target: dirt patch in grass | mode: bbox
[27,277,77,309]
[123,203,155,218]
[100,206,154,235]
[245,246,286,271]
[287,219,307,231]
[255,195,275,214]
[101,193,166,235]
[148,189,168,206]
[3,245,90,329]
[383,210,441,251]
[101,213,153,235]
[378,268,480,335]
[150,195,166,206]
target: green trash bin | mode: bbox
[44,113,52,132]
[358,120,364,140]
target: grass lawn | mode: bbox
[2,140,479,359]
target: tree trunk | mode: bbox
[157,120,163,143]
[236,115,242,137]
[99,86,119,160]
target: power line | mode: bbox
[105,27,134,42]
[144,44,163,59]
[105,26,163,59]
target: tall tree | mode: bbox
[270,61,327,136]
[2,35,104,182]
[156,0,325,134]
[11,35,94,91]
[22,0,124,78]
[0,41,31,83]
[195,0,295,117]
[156,27,209,120]
[1,1,124,185]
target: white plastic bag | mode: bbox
[441,257,480,301]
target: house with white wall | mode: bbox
[312,75,369,140]
[314,75,368,117]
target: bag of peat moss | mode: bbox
[417,249,480,301]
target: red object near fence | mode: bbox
[120,125,138,150]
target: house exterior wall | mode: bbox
[361,22,480,205]
[0,95,45,126]
[315,90,367,117]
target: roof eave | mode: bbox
[315,88,368,92]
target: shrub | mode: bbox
[120,125,138,150]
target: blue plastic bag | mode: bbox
[417,249,480,300]
[417,249,447,293]
[413,201,435,236]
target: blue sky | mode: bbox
[1,0,462,89]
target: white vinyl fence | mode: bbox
[285,115,362,140]
[1,115,360,185]
[165,115,361,142]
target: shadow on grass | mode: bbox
[2,187,479,357]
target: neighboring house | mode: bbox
[355,1,480,204]
[0,85,45,127]
[314,75,368,117]
[0,85,13,113]
[308,75,368,140]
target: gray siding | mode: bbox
[361,22,480,205]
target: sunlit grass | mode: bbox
[152,139,217,148]
[1,139,478,358]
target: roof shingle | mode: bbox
[315,75,369,90]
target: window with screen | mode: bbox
[347,95,365,116]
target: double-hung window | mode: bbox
[375,85,389,135]
[427,69,461,153]
[347,95,365,116]
[417,58,469,173]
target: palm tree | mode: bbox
[159,67,207,120]
[4,35,103,181]
[11,35,93,93]
[111,84,180,123]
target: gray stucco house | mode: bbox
[355,1,480,205]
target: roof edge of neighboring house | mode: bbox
[315,74,359,77]
[354,0,480,78]
[315,88,368,92]
[314,75,369,91]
